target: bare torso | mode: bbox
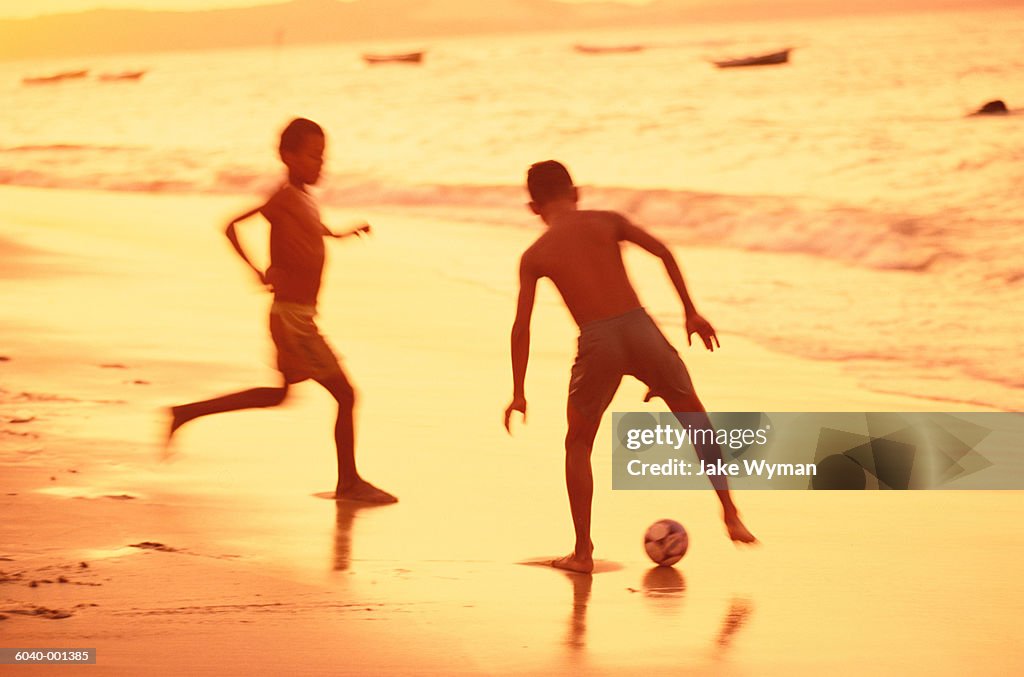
[263,185,326,306]
[525,210,642,326]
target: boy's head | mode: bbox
[279,118,325,186]
[527,160,578,215]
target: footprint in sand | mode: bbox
[0,605,73,620]
[129,542,178,552]
[35,486,143,501]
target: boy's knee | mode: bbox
[336,382,357,407]
[563,442,593,480]
[564,427,596,457]
[316,375,356,406]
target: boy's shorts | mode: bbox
[269,301,343,384]
[568,307,695,421]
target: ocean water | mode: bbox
[1,8,1022,409]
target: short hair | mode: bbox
[279,118,323,156]
[527,160,574,205]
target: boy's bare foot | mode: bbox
[550,553,594,574]
[550,541,594,573]
[724,511,758,544]
[161,407,184,461]
[167,407,186,440]
[336,480,398,504]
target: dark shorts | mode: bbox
[568,308,695,421]
[269,301,343,384]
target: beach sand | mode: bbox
[1,185,1021,675]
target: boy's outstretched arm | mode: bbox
[322,221,372,239]
[505,254,539,433]
[224,205,268,287]
[615,215,719,351]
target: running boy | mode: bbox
[168,118,395,504]
[504,160,755,572]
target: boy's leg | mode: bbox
[662,392,757,543]
[168,381,289,440]
[628,312,757,544]
[552,402,604,574]
[555,328,621,573]
[315,372,396,504]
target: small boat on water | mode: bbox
[573,44,645,55]
[362,51,424,65]
[23,74,65,85]
[22,69,90,85]
[970,99,1009,116]
[98,70,147,82]
[711,48,792,69]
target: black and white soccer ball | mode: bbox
[643,519,689,567]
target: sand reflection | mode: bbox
[640,566,687,613]
[332,500,393,572]
[714,597,754,654]
[564,572,593,652]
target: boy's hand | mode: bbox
[329,222,372,239]
[504,396,527,433]
[686,313,720,352]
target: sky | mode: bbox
[0,0,683,21]
[1,0,652,20]
[0,0,995,21]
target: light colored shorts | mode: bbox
[269,301,343,384]
[568,307,695,421]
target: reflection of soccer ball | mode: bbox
[644,519,689,567]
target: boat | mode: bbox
[573,44,645,55]
[711,48,791,69]
[23,74,66,85]
[970,99,1009,116]
[98,70,147,82]
[361,51,424,65]
[22,69,90,85]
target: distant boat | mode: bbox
[970,99,1009,116]
[23,74,66,85]
[362,51,424,65]
[573,44,645,55]
[22,69,90,85]
[98,70,147,82]
[711,48,792,69]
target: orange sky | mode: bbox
[6,0,649,20]
[0,0,989,21]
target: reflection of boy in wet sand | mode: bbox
[168,118,395,504]
[504,161,755,573]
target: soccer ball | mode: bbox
[643,519,688,567]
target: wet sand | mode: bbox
[1,185,1021,675]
